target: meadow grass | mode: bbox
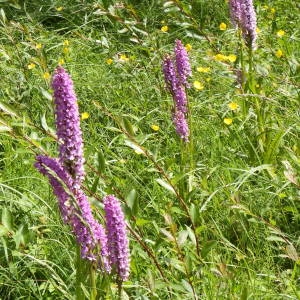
[0,0,299,299]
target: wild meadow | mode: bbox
[0,0,299,299]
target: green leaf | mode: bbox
[189,203,199,225]
[126,189,138,215]
[201,240,217,259]
[123,117,135,136]
[185,225,196,246]
[0,100,18,117]
[40,87,53,101]
[14,224,25,249]
[156,178,176,195]
[135,218,149,227]
[2,208,13,231]
[40,113,49,131]
[97,150,106,173]
[90,177,100,194]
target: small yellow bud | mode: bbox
[219,23,227,31]
[224,118,233,125]
[161,25,169,32]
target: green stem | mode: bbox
[76,246,85,300]
[90,264,97,300]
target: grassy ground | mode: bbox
[0,0,299,299]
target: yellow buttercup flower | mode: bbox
[219,23,227,31]
[228,102,239,110]
[58,58,65,65]
[224,118,233,125]
[106,58,113,65]
[276,30,285,38]
[63,47,69,54]
[227,54,237,63]
[161,25,169,32]
[63,40,69,46]
[256,28,261,34]
[197,67,211,73]
[185,44,192,52]
[81,112,89,120]
[151,124,160,131]
[56,7,63,12]
[36,43,42,50]
[214,54,227,62]
[193,81,204,90]
[27,63,36,70]
[43,72,50,79]
[119,54,129,62]
[275,49,283,58]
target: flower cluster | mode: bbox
[104,195,130,281]
[162,40,191,142]
[229,0,257,48]
[52,67,85,189]
[35,67,129,281]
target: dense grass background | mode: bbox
[0,0,299,299]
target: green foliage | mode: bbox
[0,0,299,299]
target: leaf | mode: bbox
[0,100,18,117]
[14,224,25,249]
[189,203,199,225]
[185,225,196,246]
[156,178,176,195]
[177,230,188,247]
[135,218,149,227]
[201,240,217,259]
[263,129,287,164]
[90,177,100,194]
[40,88,53,101]
[160,228,175,242]
[2,208,13,231]
[285,244,299,262]
[97,150,106,173]
[181,279,193,294]
[126,189,138,215]
[40,113,49,131]
[124,139,145,154]
[122,117,135,136]
[266,235,286,243]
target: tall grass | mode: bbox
[0,0,299,299]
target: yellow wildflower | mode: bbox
[81,112,89,120]
[161,25,169,32]
[228,102,239,110]
[56,7,63,12]
[106,58,113,65]
[58,58,65,65]
[119,54,129,62]
[63,40,69,46]
[219,23,227,31]
[227,54,237,62]
[43,72,50,79]
[151,124,160,131]
[256,27,261,34]
[224,118,233,125]
[214,54,227,61]
[275,49,283,58]
[185,44,192,52]
[63,47,69,54]
[193,81,204,90]
[27,63,36,70]
[197,67,211,73]
[270,8,276,14]
[36,43,42,50]
[276,30,285,38]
